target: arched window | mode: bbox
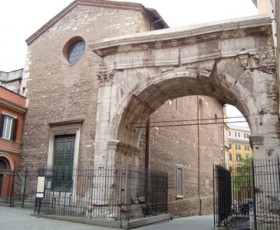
[0,160,7,170]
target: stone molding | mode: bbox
[91,15,271,57]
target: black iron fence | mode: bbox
[0,168,38,208]
[214,157,280,229]
[0,165,168,221]
[213,165,232,226]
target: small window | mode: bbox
[176,166,184,198]
[0,114,18,141]
[229,131,231,136]
[236,144,241,150]
[236,154,241,161]
[65,38,85,65]
[229,153,232,161]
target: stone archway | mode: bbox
[91,15,279,165]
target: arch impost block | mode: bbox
[249,135,264,146]
[107,140,141,156]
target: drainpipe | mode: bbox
[197,96,202,215]
[144,117,150,215]
[145,117,150,171]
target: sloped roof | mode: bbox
[26,0,168,45]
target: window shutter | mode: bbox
[11,118,18,141]
[0,115,4,137]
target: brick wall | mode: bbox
[21,4,152,167]
[21,2,224,217]
[145,95,224,216]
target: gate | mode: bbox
[214,162,252,229]
[214,157,280,230]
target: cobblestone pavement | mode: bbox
[0,206,213,230]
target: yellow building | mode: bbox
[226,124,252,173]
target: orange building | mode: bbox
[0,86,26,198]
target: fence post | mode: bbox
[251,160,257,230]
[21,169,28,208]
[213,165,216,227]
[9,170,15,207]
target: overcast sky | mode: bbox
[0,0,258,124]
[0,0,258,71]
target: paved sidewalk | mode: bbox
[0,206,213,230]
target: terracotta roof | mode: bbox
[25,0,168,45]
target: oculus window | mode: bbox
[65,38,85,65]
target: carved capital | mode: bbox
[97,70,115,85]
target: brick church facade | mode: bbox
[20,0,224,217]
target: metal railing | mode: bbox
[214,157,280,230]
[0,165,168,222]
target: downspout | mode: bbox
[197,96,202,215]
[144,117,150,215]
[145,117,150,170]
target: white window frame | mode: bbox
[1,112,17,140]
[176,165,184,199]
[2,116,13,139]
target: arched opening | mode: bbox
[0,157,11,199]
[107,72,253,216]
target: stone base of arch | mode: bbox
[89,140,152,220]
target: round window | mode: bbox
[66,39,85,65]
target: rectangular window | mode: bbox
[53,134,75,192]
[236,144,241,150]
[176,166,184,198]
[0,114,18,141]
[236,154,241,161]
[229,153,232,161]
[229,131,231,136]
[245,145,250,151]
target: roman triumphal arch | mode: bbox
[90,15,280,166]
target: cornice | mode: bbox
[0,98,27,113]
[90,15,272,57]
[26,0,164,45]
[0,145,20,154]
[48,119,84,127]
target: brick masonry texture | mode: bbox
[21,2,224,217]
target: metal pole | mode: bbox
[9,170,15,207]
[145,117,150,171]
[197,96,201,215]
[144,117,150,216]
[251,160,257,230]
[213,165,216,228]
[21,169,28,208]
